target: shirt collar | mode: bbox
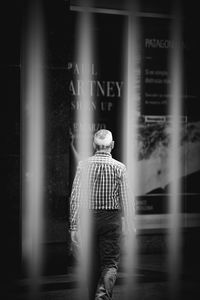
[95,150,112,157]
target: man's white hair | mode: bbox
[94,129,113,147]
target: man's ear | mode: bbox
[93,142,97,150]
[111,141,114,149]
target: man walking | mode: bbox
[69,129,131,300]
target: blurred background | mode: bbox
[1,0,200,299]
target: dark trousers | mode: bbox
[88,210,122,300]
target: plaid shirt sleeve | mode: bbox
[69,162,82,231]
[119,166,129,216]
[119,166,135,223]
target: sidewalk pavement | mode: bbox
[7,253,200,300]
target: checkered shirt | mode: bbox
[69,151,129,231]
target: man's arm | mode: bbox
[69,162,82,232]
[70,129,80,163]
[119,166,136,234]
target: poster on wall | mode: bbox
[138,15,200,217]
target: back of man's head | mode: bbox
[93,129,114,150]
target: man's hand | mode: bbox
[70,230,81,259]
[71,230,80,246]
[121,217,136,236]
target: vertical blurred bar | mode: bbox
[74,3,94,299]
[122,1,140,299]
[21,1,45,299]
[167,2,183,299]
[76,9,94,161]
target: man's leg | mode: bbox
[95,211,122,300]
[88,246,100,300]
[88,213,101,300]
[95,267,118,300]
